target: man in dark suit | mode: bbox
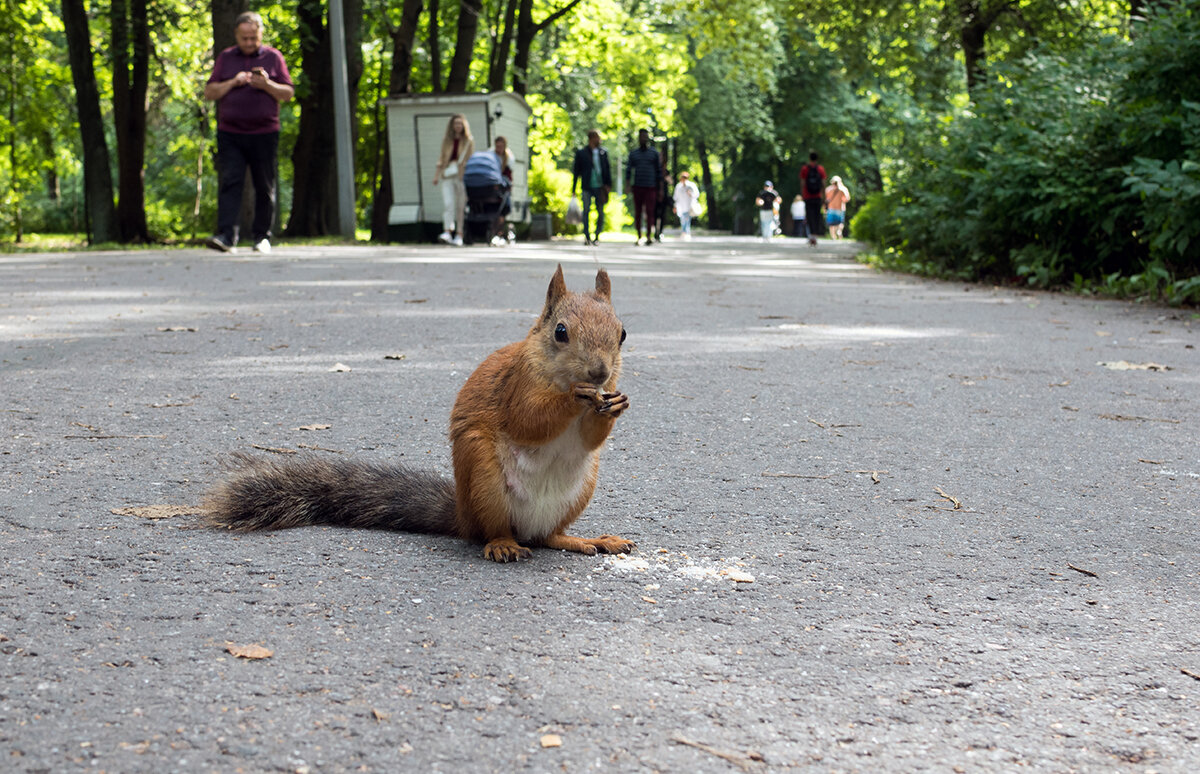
[571,130,613,245]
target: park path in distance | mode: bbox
[1,236,1197,772]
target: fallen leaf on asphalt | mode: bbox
[157,326,197,332]
[111,504,197,520]
[384,353,407,360]
[297,443,343,454]
[225,643,273,660]
[671,736,761,771]
[540,734,562,748]
[641,596,658,604]
[329,362,352,372]
[933,487,963,510]
[295,424,332,431]
[1097,360,1170,371]
[372,708,390,722]
[1099,414,1180,423]
[251,444,298,454]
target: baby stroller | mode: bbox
[461,152,512,245]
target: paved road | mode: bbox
[1,237,1198,772]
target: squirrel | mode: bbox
[204,264,634,563]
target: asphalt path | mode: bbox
[1,236,1198,772]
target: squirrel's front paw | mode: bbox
[573,383,628,416]
[597,391,629,417]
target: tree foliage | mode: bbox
[4,0,1195,302]
[856,1,1200,304]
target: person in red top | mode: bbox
[204,12,294,254]
[798,150,826,246]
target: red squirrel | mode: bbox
[205,264,634,563]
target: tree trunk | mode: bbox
[287,0,363,237]
[958,0,1009,97]
[857,126,883,194]
[210,0,247,55]
[697,138,719,230]
[512,0,584,95]
[111,0,151,242]
[487,0,519,92]
[512,0,533,95]
[428,0,441,92]
[62,0,118,244]
[371,0,423,241]
[445,0,482,92]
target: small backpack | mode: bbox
[804,165,822,196]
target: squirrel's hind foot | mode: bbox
[544,533,634,556]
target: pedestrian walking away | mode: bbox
[798,151,826,246]
[790,194,807,238]
[673,171,700,240]
[433,114,474,246]
[204,11,294,254]
[625,129,662,245]
[824,175,851,239]
[571,130,613,245]
[755,181,779,242]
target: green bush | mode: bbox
[859,1,1200,304]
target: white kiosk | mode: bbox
[382,92,532,241]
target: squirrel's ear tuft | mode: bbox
[594,268,612,301]
[542,264,568,321]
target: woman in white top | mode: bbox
[672,171,700,239]
[432,114,474,245]
[789,195,807,238]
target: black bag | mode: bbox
[804,165,823,196]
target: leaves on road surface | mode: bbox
[329,362,352,372]
[933,487,963,510]
[540,734,563,748]
[1097,360,1171,371]
[111,505,198,520]
[294,424,332,431]
[225,643,273,660]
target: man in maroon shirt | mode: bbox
[798,150,826,246]
[204,12,293,253]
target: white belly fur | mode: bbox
[500,414,595,541]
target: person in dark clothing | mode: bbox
[571,130,613,245]
[798,150,827,246]
[203,11,294,254]
[755,181,780,241]
[625,129,662,245]
[654,169,672,242]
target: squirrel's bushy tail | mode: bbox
[204,452,457,535]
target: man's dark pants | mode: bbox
[632,185,656,235]
[804,197,824,238]
[581,187,606,239]
[216,130,279,246]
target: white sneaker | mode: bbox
[491,235,506,247]
[451,235,463,246]
[438,231,452,244]
[253,238,271,254]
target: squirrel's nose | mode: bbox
[588,365,609,385]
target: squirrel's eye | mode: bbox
[619,327,627,345]
[554,323,569,343]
